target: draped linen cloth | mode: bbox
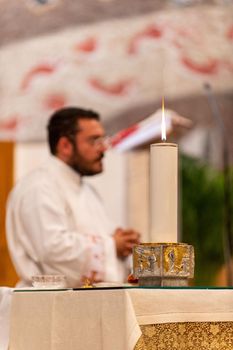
[128,289,233,324]
[0,287,13,350]
[9,289,141,350]
[131,289,233,350]
[8,288,233,350]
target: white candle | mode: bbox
[150,142,178,243]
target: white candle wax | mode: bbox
[150,142,178,243]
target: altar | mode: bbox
[4,96,233,350]
[8,287,233,350]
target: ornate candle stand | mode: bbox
[133,243,194,287]
[134,113,195,287]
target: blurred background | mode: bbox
[0,0,232,287]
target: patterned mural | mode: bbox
[0,4,232,141]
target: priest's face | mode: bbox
[68,118,107,176]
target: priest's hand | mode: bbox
[113,228,140,258]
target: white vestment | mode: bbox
[6,156,129,287]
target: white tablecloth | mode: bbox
[128,288,233,324]
[0,287,13,350]
[8,288,233,350]
[9,289,141,350]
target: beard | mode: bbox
[68,147,104,176]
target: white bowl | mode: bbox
[31,275,66,289]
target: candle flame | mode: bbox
[161,97,166,141]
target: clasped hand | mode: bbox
[113,228,141,258]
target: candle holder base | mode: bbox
[133,243,194,287]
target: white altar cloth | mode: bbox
[0,287,13,350]
[8,288,233,350]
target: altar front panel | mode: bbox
[135,322,233,350]
[9,288,233,350]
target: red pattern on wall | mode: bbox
[89,78,135,96]
[181,57,219,75]
[74,37,98,53]
[0,116,21,131]
[43,93,67,110]
[0,6,232,141]
[128,24,163,54]
[226,25,233,40]
[21,63,58,90]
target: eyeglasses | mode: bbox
[67,131,111,149]
[87,136,111,149]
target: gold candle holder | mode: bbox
[133,243,195,287]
